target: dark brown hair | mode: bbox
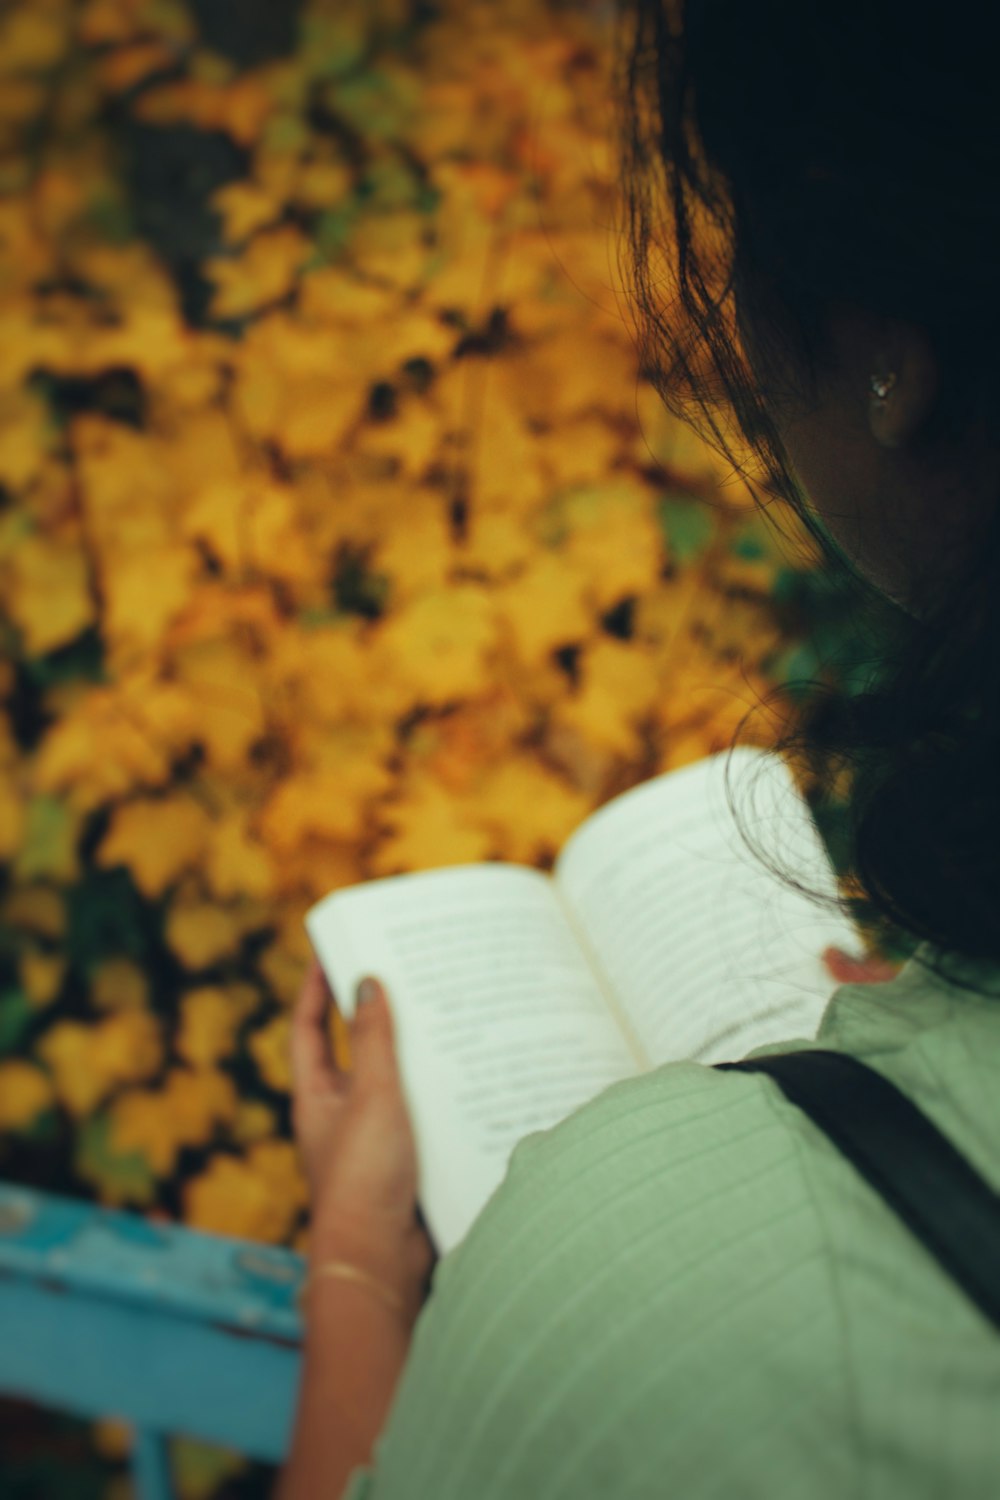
[612,0,1000,994]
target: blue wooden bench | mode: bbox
[0,1178,305,1497]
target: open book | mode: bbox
[305,745,863,1255]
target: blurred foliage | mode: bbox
[0,0,889,1493]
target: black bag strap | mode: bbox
[714,1048,1000,1334]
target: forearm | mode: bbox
[275,1278,413,1500]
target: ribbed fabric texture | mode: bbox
[340,942,1000,1498]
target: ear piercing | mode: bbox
[870,373,897,401]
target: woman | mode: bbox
[278,2,1000,1496]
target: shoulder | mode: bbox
[473,1058,810,1252]
[370,1062,858,1498]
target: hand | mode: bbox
[290,955,437,1319]
[821,944,901,984]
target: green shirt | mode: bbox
[342,941,1000,1498]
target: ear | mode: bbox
[869,321,938,451]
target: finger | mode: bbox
[290,955,344,1100]
[822,945,898,985]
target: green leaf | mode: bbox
[364,157,423,212]
[75,1112,156,1206]
[0,988,33,1056]
[66,868,151,970]
[170,1436,248,1498]
[18,1107,60,1144]
[763,640,825,697]
[731,529,765,561]
[15,796,75,882]
[260,113,310,153]
[656,495,714,566]
[312,201,359,259]
[85,191,135,244]
[299,16,368,80]
[24,627,106,691]
[327,70,418,141]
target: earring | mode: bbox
[870,372,897,401]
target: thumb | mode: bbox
[350,977,402,1091]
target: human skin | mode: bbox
[742,305,1000,616]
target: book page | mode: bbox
[305,864,642,1256]
[554,746,863,1066]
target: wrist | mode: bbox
[306,1220,428,1320]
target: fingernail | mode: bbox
[356,977,380,1007]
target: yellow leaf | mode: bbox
[79,0,192,47]
[555,481,665,613]
[177,983,258,1069]
[210,179,284,245]
[164,1066,238,1147]
[258,757,394,852]
[346,211,428,292]
[231,1100,275,1146]
[13,794,82,884]
[247,1138,308,1213]
[18,950,66,1009]
[204,809,276,901]
[297,266,395,326]
[134,76,272,147]
[169,634,267,774]
[651,653,774,771]
[498,325,635,428]
[161,409,244,498]
[0,702,17,760]
[406,689,532,794]
[494,552,591,669]
[458,509,535,580]
[265,627,402,726]
[33,684,179,814]
[0,8,68,70]
[1,883,65,940]
[93,1010,164,1090]
[170,1438,247,1500]
[108,1089,180,1177]
[205,226,310,320]
[374,585,500,707]
[89,957,150,1013]
[464,384,547,515]
[96,40,177,94]
[543,427,626,524]
[0,1061,54,1130]
[183,1152,297,1242]
[541,721,617,799]
[247,1013,292,1093]
[293,158,352,211]
[181,477,316,587]
[0,388,53,491]
[471,760,592,866]
[368,490,453,603]
[631,383,758,506]
[551,638,663,758]
[267,833,364,904]
[278,374,365,461]
[370,774,496,876]
[165,899,246,971]
[38,1013,161,1119]
[92,1418,131,1461]
[101,542,197,661]
[0,783,26,863]
[357,400,444,484]
[3,533,95,656]
[97,793,213,899]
